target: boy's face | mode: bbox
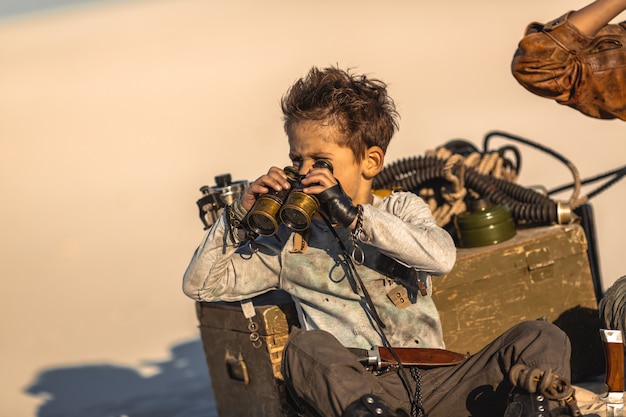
[287,120,374,206]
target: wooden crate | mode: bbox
[433,223,603,380]
[196,291,300,417]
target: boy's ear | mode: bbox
[362,146,385,179]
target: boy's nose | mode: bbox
[298,161,313,176]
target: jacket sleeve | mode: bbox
[359,192,456,276]
[181,210,283,303]
[511,12,626,120]
[511,12,593,102]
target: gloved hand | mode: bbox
[316,183,359,227]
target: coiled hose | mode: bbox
[373,155,565,226]
[375,130,625,229]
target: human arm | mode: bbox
[358,192,457,276]
[182,167,292,302]
[296,162,454,273]
[181,211,285,302]
[511,1,626,120]
[569,0,626,37]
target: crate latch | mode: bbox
[225,349,250,385]
[525,247,555,282]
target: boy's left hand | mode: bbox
[299,162,358,228]
[316,183,359,228]
[299,163,337,195]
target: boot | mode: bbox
[504,364,582,417]
[342,394,409,417]
[504,389,580,417]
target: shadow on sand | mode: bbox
[25,339,218,417]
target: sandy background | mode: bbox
[1,0,625,416]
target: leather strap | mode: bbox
[362,253,428,296]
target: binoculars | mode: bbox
[246,160,332,236]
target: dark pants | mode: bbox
[281,320,571,417]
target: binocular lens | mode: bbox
[280,191,319,231]
[247,213,279,236]
[247,195,282,235]
[280,209,309,231]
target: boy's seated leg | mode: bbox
[420,320,572,417]
[282,320,574,417]
[281,327,410,417]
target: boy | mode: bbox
[512,0,626,121]
[183,66,579,417]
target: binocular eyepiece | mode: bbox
[246,160,332,236]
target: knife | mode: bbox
[600,329,624,417]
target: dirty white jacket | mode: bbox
[182,191,456,350]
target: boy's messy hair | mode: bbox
[281,66,400,161]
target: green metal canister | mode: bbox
[455,198,516,248]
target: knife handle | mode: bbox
[601,329,625,393]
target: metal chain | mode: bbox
[349,204,365,265]
[410,367,427,417]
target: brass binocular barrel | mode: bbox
[246,160,332,236]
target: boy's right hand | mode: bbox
[240,166,292,212]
